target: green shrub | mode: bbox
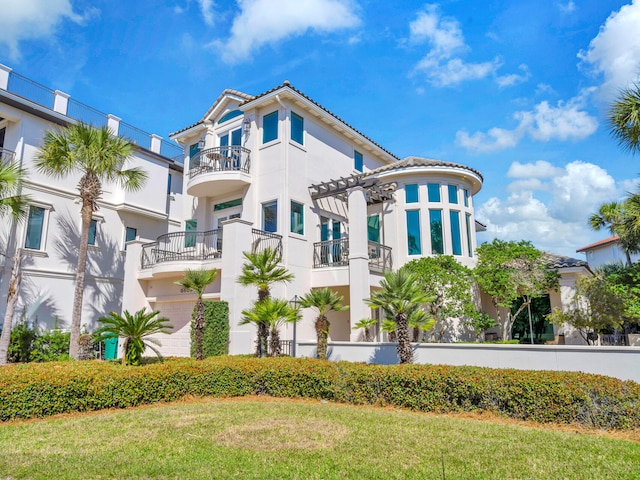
[7,321,38,362]
[1,357,639,431]
[30,330,71,362]
[190,301,229,358]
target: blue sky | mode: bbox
[2,0,640,257]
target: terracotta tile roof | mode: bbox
[544,252,589,269]
[363,156,484,181]
[240,82,399,161]
[576,235,620,253]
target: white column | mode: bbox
[348,187,371,340]
[150,134,162,154]
[0,64,11,90]
[53,90,70,115]
[219,219,256,354]
[121,241,149,314]
[107,114,121,136]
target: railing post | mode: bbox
[0,64,11,90]
[53,90,70,115]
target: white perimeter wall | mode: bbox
[297,341,640,383]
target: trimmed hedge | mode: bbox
[190,301,229,358]
[1,357,639,430]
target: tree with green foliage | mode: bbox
[175,269,217,360]
[190,301,229,358]
[36,123,146,360]
[95,309,172,365]
[0,159,29,366]
[299,287,348,360]
[589,200,639,265]
[237,247,294,357]
[468,312,498,342]
[596,263,640,332]
[609,83,640,155]
[240,297,299,356]
[474,239,559,340]
[366,270,431,364]
[549,275,624,345]
[354,318,377,342]
[403,256,477,342]
[381,319,397,341]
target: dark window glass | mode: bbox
[291,112,304,145]
[465,214,473,257]
[367,215,380,243]
[405,184,418,203]
[429,209,444,254]
[427,184,440,202]
[290,201,304,234]
[262,111,278,143]
[448,185,458,204]
[24,206,45,250]
[262,201,277,232]
[88,219,97,246]
[354,150,363,172]
[406,210,421,255]
[185,219,197,248]
[450,211,462,255]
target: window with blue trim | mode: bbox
[405,184,418,203]
[291,112,304,145]
[24,206,45,250]
[290,201,304,235]
[262,111,278,143]
[185,219,197,248]
[406,210,421,255]
[354,150,363,172]
[429,209,444,254]
[217,110,243,124]
[448,185,458,204]
[427,183,440,202]
[450,211,462,255]
[88,219,98,246]
[262,201,278,232]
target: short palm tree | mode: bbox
[381,319,397,342]
[365,270,431,364]
[299,287,348,360]
[36,123,147,360]
[589,201,636,265]
[354,318,377,342]
[408,309,435,342]
[175,269,217,360]
[0,160,29,366]
[240,297,300,356]
[237,247,294,357]
[609,83,640,155]
[95,309,172,366]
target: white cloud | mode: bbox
[496,64,531,88]
[197,0,215,26]
[578,0,640,97]
[558,1,576,14]
[212,0,360,63]
[0,0,91,59]
[476,161,631,256]
[409,5,501,87]
[456,92,598,153]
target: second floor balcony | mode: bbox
[187,146,251,197]
[313,238,392,272]
[0,148,16,163]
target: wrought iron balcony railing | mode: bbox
[0,148,16,163]
[252,228,283,258]
[190,146,251,178]
[141,229,222,269]
[313,238,392,271]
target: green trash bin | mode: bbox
[104,336,119,360]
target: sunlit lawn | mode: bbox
[1,397,639,479]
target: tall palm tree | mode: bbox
[299,287,348,360]
[36,123,146,360]
[0,160,29,366]
[609,83,640,155]
[94,309,172,366]
[237,247,293,357]
[175,268,217,360]
[365,270,431,364]
[240,297,299,356]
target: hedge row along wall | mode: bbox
[190,301,229,358]
[1,357,639,430]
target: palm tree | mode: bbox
[609,83,640,155]
[175,269,217,360]
[408,310,435,342]
[0,160,29,366]
[590,199,640,265]
[365,270,431,364]
[354,317,377,342]
[237,247,293,357]
[94,309,172,366]
[240,297,300,356]
[299,287,348,360]
[36,123,146,360]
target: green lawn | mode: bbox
[1,398,638,480]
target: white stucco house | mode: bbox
[0,64,593,356]
[576,235,639,269]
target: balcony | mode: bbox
[141,229,222,275]
[313,239,392,272]
[187,146,251,197]
[0,148,16,163]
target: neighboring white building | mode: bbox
[576,235,639,269]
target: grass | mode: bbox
[1,397,639,479]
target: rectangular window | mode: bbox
[354,150,363,172]
[124,227,137,251]
[406,210,422,255]
[450,211,462,256]
[427,183,440,202]
[291,112,304,145]
[262,201,278,233]
[24,206,45,250]
[463,188,469,207]
[167,174,172,194]
[262,111,278,144]
[465,214,473,257]
[405,184,418,203]
[290,201,304,235]
[429,209,444,254]
[448,185,458,204]
[214,198,243,211]
[88,219,98,246]
[367,215,380,243]
[185,219,197,248]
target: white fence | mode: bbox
[296,341,640,383]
